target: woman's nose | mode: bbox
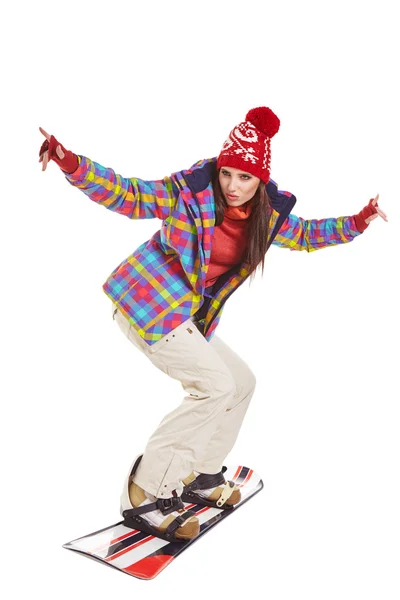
[228,179,237,192]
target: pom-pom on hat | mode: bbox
[217,106,280,183]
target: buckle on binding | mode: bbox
[156,495,184,515]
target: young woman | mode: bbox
[39,107,387,542]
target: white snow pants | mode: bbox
[112,302,256,499]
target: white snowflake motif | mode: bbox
[233,146,258,164]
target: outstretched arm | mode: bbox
[63,155,178,220]
[272,213,360,251]
[38,128,178,220]
[271,195,387,252]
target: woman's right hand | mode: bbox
[38,127,79,173]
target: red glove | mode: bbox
[354,198,378,233]
[39,134,79,174]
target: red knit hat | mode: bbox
[217,107,280,183]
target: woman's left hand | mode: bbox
[354,194,388,233]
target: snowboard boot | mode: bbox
[120,455,200,542]
[181,467,241,509]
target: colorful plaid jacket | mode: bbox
[63,155,362,345]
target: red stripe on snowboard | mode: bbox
[106,535,154,561]
[232,466,242,480]
[123,554,174,579]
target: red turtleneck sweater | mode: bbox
[205,201,252,287]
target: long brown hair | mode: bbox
[212,169,272,283]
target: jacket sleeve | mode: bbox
[62,155,178,220]
[272,211,362,252]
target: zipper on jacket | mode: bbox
[204,271,249,337]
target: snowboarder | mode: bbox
[39,106,387,542]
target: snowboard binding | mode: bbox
[181,466,240,510]
[121,455,198,542]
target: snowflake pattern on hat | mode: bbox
[221,123,260,165]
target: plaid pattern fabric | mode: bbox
[63,156,361,345]
[272,212,361,251]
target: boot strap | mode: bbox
[123,507,197,538]
[184,470,226,492]
[165,510,197,534]
[123,494,185,520]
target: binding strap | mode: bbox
[183,470,226,492]
[122,494,186,519]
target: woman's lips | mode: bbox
[227,194,238,200]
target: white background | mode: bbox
[2,0,399,597]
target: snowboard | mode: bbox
[63,464,263,580]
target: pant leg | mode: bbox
[112,303,236,498]
[193,334,256,474]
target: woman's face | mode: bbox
[218,167,260,207]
